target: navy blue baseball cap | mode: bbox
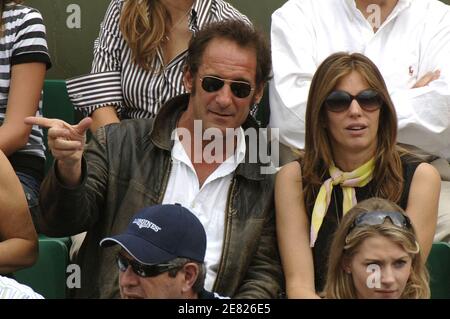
[100,204,206,264]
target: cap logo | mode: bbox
[133,218,162,232]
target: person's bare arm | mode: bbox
[405,163,441,259]
[275,162,320,298]
[90,106,120,133]
[412,70,440,88]
[0,63,46,156]
[0,151,38,273]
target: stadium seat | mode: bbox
[14,235,71,299]
[427,242,450,299]
[42,79,75,173]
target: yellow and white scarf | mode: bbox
[310,158,375,247]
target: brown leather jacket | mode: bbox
[39,94,283,298]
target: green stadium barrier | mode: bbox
[14,235,71,299]
[427,242,450,299]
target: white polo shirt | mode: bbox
[162,127,246,291]
[270,0,450,160]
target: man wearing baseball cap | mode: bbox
[100,204,221,299]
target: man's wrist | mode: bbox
[56,159,82,187]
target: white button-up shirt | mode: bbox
[270,0,450,160]
[162,127,246,291]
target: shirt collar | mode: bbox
[172,126,246,171]
[189,0,214,33]
[389,0,413,17]
[345,0,413,27]
[346,0,413,15]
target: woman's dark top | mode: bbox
[303,155,421,292]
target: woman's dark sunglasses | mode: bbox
[324,89,383,112]
[200,75,254,98]
[116,254,180,278]
[348,211,412,235]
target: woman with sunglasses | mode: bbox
[66,0,250,133]
[324,197,430,299]
[275,52,440,298]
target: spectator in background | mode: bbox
[275,53,440,298]
[270,0,450,164]
[26,20,282,299]
[0,0,51,231]
[0,150,38,274]
[101,204,225,299]
[66,0,250,133]
[324,198,430,299]
[269,0,450,243]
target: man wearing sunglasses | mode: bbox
[25,20,282,299]
[100,204,223,299]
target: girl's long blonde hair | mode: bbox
[119,0,170,71]
[324,198,430,299]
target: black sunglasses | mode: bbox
[348,211,412,235]
[200,75,254,98]
[324,89,383,112]
[116,254,180,278]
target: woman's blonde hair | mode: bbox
[119,0,170,70]
[300,52,407,209]
[324,197,430,299]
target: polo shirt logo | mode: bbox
[133,219,162,232]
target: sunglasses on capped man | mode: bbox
[116,254,181,278]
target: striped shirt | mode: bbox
[0,276,44,299]
[0,4,51,158]
[66,0,250,119]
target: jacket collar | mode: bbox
[149,94,188,151]
[149,94,271,181]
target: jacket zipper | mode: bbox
[212,174,236,292]
[158,157,173,203]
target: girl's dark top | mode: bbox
[302,155,421,292]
